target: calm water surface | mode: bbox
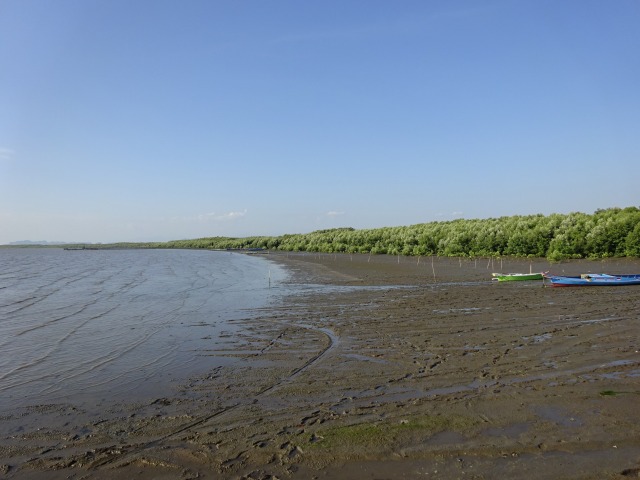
[0,248,288,412]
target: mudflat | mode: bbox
[2,253,640,479]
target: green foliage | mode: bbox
[89,207,640,260]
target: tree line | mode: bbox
[106,207,640,261]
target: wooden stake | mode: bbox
[431,256,436,282]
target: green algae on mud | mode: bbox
[600,390,640,397]
[307,413,479,452]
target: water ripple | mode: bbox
[0,249,289,412]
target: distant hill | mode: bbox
[7,240,79,246]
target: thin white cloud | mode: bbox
[0,148,15,161]
[197,210,247,222]
[326,211,345,217]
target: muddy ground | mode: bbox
[2,253,640,479]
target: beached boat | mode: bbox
[543,273,640,287]
[492,272,545,282]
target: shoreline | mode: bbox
[2,253,640,479]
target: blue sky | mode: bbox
[1,0,638,244]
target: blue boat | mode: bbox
[544,273,640,287]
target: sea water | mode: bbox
[0,248,288,412]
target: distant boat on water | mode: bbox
[544,273,640,287]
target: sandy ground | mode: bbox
[2,253,640,479]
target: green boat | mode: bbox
[492,272,545,282]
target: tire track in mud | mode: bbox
[87,321,338,470]
[254,325,339,397]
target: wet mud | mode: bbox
[2,253,640,479]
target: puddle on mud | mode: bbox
[432,307,490,315]
[425,430,467,446]
[341,359,640,409]
[522,333,553,343]
[481,422,530,439]
[342,353,388,364]
[533,405,583,427]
